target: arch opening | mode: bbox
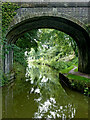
[24,28,78,73]
[6,15,90,74]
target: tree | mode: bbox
[16,30,38,51]
[36,29,77,60]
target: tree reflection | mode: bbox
[26,63,76,119]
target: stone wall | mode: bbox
[8,2,89,32]
[2,0,90,2]
[15,7,89,24]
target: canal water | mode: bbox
[2,63,89,119]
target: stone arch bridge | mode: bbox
[2,2,90,74]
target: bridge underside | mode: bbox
[6,15,90,74]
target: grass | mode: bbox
[60,65,74,74]
[74,67,78,72]
[66,74,90,83]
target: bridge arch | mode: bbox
[6,9,90,74]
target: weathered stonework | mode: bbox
[0,2,2,86]
[4,2,90,74]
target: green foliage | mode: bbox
[67,74,90,82]
[48,57,78,71]
[37,29,78,57]
[28,29,78,75]
[2,2,37,67]
[13,29,40,66]
[28,29,78,65]
[2,2,20,29]
[49,60,66,70]
[84,87,88,95]
[74,68,78,72]
[12,44,27,66]
[2,2,21,60]
[16,30,38,51]
[60,66,74,74]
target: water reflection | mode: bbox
[2,63,88,119]
[34,98,76,119]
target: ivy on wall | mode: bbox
[2,2,20,29]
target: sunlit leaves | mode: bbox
[36,29,77,60]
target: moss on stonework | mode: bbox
[65,74,90,96]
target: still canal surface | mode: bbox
[2,63,89,119]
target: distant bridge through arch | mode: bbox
[4,2,90,74]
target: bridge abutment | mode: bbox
[4,47,13,74]
[78,47,90,74]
